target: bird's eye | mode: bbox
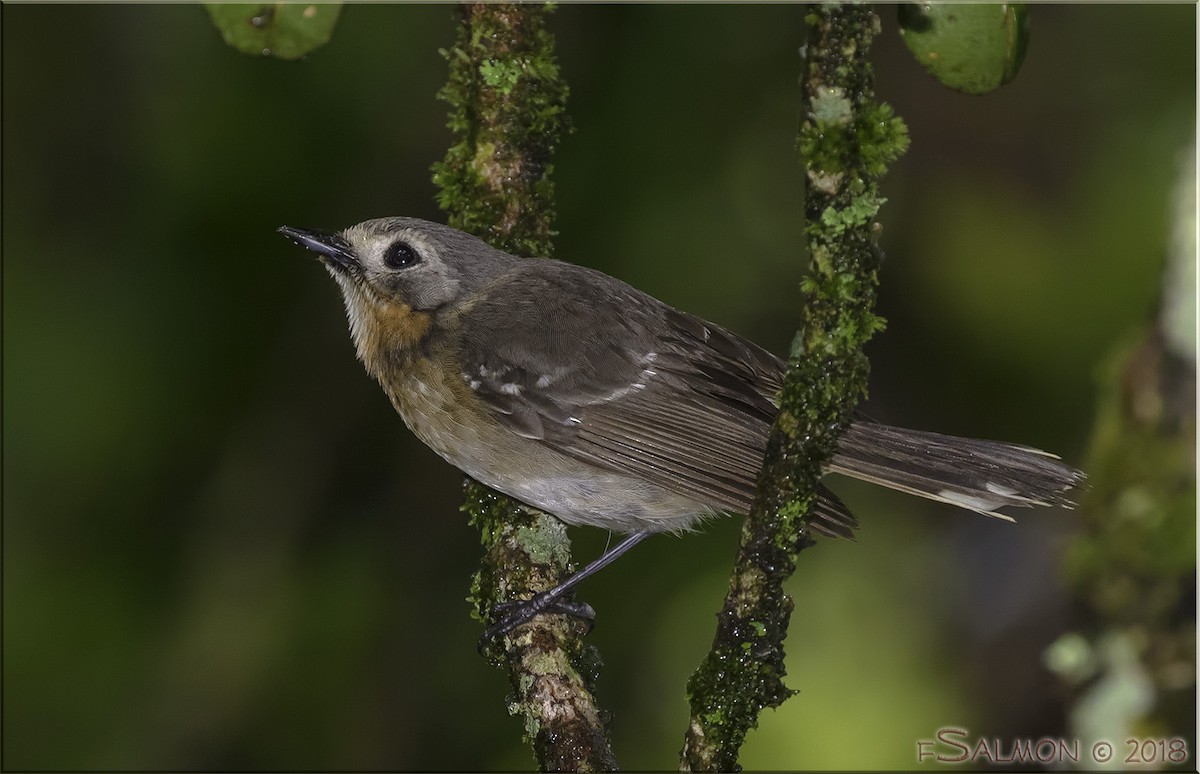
[383,241,420,270]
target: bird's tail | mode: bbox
[829,421,1084,520]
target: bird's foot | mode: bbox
[477,593,596,653]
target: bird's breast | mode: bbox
[381,357,713,533]
[384,357,489,468]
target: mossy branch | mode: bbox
[680,7,908,771]
[432,4,617,771]
[433,3,566,259]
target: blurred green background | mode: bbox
[3,4,1194,770]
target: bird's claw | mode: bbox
[477,593,596,653]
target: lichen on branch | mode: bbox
[432,2,569,259]
[680,7,908,771]
[432,5,615,771]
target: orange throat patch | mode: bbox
[354,299,434,380]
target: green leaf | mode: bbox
[204,3,341,61]
[897,3,1029,94]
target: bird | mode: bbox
[279,216,1084,643]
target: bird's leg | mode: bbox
[478,530,652,650]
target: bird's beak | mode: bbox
[278,226,359,273]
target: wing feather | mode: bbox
[455,262,861,538]
[453,259,1077,538]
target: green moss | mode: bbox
[857,103,910,175]
[774,408,800,438]
[438,3,575,626]
[684,6,907,770]
[435,8,617,770]
[777,497,810,525]
[819,192,886,235]
[431,3,569,258]
[479,58,522,93]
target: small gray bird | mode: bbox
[280,217,1083,641]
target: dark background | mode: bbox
[4,4,1194,769]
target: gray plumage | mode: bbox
[282,217,1084,540]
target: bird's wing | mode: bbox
[456,261,857,538]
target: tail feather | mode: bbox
[811,485,860,539]
[830,422,1084,520]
